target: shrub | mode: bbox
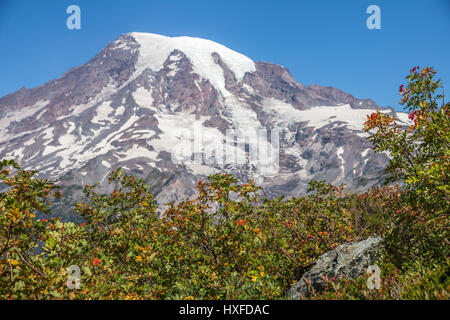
[0,159,60,299]
[0,67,448,300]
[364,66,449,267]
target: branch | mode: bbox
[13,246,46,278]
[279,247,300,267]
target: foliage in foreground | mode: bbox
[0,67,448,299]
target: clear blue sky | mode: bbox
[0,0,449,110]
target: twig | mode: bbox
[13,246,46,278]
[6,252,14,297]
[280,247,299,267]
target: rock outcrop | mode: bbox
[289,237,383,299]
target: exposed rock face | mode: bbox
[289,237,383,299]
[0,33,411,219]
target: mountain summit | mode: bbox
[0,33,410,215]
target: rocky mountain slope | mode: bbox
[0,33,411,218]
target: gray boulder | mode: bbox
[289,237,383,299]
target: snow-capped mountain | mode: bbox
[0,33,411,217]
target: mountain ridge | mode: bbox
[0,32,411,218]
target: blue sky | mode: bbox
[0,0,449,110]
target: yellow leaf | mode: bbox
[7,208,22,222]
[10,259,19,265]
[148,252,158,261]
